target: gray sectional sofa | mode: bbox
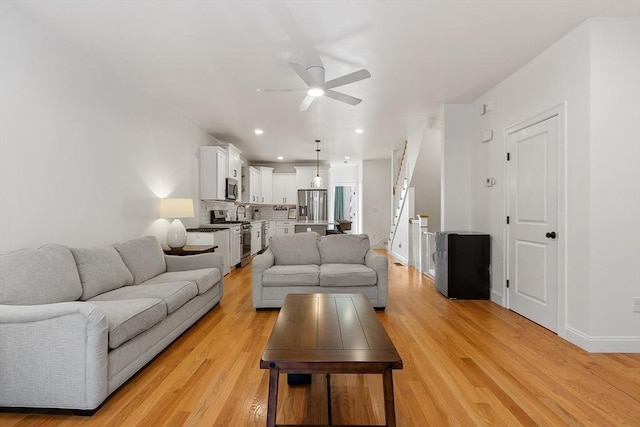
[0,235,223,411]
[252,232,388,309]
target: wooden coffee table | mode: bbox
[260,293,403,427]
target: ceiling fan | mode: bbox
[258,62,371,111]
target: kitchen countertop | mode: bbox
[293,220,329,225]
[187,226,234,232]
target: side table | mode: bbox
[163,245,218,256]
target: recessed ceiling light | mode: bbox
[254,129,264,135]
[344,156,350,160]
[307,87,324,97]
[277,156,284,160]
[355,129,364,134]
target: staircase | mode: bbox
[389,141,409,246]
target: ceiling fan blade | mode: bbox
[299,94,315,111]
[323,69,371,90]
[288,62,317,86]
[324,89,362,106]
[257,88,307,92]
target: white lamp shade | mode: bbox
[167,219,187,249]
[160,198,194,219]
[312,175,324,188]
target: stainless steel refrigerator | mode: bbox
[297,189,327,222]
[434,231,490,299]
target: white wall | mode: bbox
[588,18,640,339]
[362,159,391,248]
[0,3,211,252]
[441,104,473,231]
[464,18,639,351]
[410,127,441,232]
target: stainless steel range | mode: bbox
[209,210,251,267]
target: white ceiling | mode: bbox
[14,0,639,164]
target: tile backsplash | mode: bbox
[252,205,296,220]
[199,201,295,224]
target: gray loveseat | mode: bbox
[0,235,223,411]
[252,232,387,309]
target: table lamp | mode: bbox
[160,198,195,249]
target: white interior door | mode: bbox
[507,116,558,332]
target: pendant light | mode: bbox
[312,139,324,188]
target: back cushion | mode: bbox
[319,234,371,264]
[114,236,166,285]
[71,246,134,300]
[270,232,321,265]
[0,244,82,305]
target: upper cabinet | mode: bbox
[227,145,242,180]
[242,166,261,204]
[209,142,242,180]
[199,146,227,200]
[272,173,297,204]
[258,167,273,204]
[295,166,330,190]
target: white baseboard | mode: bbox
[370,236,388,249]
[390,251,408,265]
[490,290,504,306]
[564,326,640,353]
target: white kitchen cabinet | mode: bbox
[275,220,295,235]
[259,167,273,204]
[242,166,261,204]
[230,225,241,266]
[272,173,297,204]
[187,230,230,275]
[267,221,276,243]
[215,229,230,275]
[199,146,227,200]
[251,222,261,255]
[295,166,329,190]
[227,145,242,180]
[186,232,215,246]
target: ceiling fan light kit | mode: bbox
[259,61,371,111]
[308,87,325,97]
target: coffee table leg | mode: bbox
[266,367,279,427]
[383,369,396,427]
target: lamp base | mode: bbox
[167,219,187,249]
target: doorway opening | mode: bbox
[331,184,358,234]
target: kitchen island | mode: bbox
[293,220,328,235]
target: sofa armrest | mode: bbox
[0,302,109,410]
[165,252,223,272]
[251,249,275,309]
[365,250,389,308]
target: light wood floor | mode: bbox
[2,251,639,426]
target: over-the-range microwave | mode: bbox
[225,177,238,201]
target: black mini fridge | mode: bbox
[434,232,490,299]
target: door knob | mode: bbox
[545,231,557,239]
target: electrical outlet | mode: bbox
[633,297,640,313]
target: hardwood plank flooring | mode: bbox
[1,251,638,426]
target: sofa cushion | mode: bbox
[71,246,134,300]
[89,281,198,314]
[262,265,320,287]
[270,232,321,266]
[319,264,377,287]
[0,244,82,305]
[142,268,220,295]
[88,298,166,349]
[319,234,371,265]
[114,236,166,285]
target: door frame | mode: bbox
[329,182,360,234]
[503,103,567,338]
